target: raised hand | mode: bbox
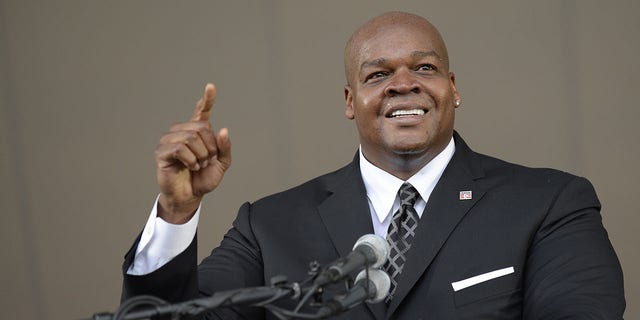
[154,84,231,223]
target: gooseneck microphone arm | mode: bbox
[314,268,391,319]
[91,285,297,320]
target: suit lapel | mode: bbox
[386,133,487,317]
[317,155,386,320]
[317,156,373,257]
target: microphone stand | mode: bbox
[91,284,298,320]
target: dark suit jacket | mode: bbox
[122,132,625,319]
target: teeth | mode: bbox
[390,109,425,117]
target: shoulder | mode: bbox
[453,132,589,191]
[249,159,359,210]
[471,151,599,207]
[479,152,579,183]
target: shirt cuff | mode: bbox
[127,194,200,275]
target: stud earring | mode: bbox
[454,99,461,107]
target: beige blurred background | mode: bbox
[1,1,638,319]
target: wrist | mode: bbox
[157,195,200,224]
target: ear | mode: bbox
[449,72,461,106]
[344,85,355,120]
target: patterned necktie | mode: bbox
[384,182,420,302]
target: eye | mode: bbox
[365,71,388,82]
[417,64,437,72]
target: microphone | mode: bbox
[313,234,389,287]
[316,268,391,318]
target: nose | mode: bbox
[384,69,420,96]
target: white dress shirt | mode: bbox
[359,138,455,238]
[128,137,455,275]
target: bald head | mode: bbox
[344,12,450,86]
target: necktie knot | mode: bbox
[398,182,419,208]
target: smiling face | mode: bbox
[344,13,461,179]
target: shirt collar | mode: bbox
[359,137,456,223]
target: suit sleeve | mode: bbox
[121,231,200,303]
[121,201,266,320]
[523,176,625,319]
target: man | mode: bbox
[122,12,625,319]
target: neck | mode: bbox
[363,148,442,181]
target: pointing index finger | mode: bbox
[191,83,217,122]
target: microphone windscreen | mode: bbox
[353,234,390,268]
[355,268,391,303]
